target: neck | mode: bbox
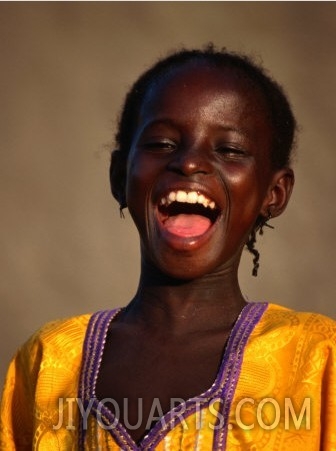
[122,260,247,334]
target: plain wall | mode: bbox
[1,2,335,385]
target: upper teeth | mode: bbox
[160,190,216,209]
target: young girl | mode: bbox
[1,45,335,450]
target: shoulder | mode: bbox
[34,313,92,343]
[265,303,335,332]
[23,313,92,350]
[14,313,93,376]
[255,302,336,349]
[244,303,336,394]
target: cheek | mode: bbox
[125,154,161,231]
[225,163,263,198]
[223,164,267,230]
[126,155,151,200]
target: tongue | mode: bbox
[163,214,211,237]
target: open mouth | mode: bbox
[157,190,220,238]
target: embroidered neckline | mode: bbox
[78,302,268,450]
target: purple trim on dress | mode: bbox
[213,301,268,449]
[78,302,268,450]
[78,308,121,449]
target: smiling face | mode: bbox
[115,62,291,280]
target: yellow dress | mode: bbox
[1,303,335,450]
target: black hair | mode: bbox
[114,43,297,275]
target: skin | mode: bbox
[97,62,294,443]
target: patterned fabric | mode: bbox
[0,303,335,450]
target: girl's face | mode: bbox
[122,63,285,279]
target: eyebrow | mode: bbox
[139,118,178,132]
[140,119,249,139]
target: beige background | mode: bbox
[1,2,335,385]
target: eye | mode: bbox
[141,138,177,153]
[215,145,247,159]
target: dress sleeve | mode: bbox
[1,316,89,450]
[321,327,336,450]
[0,333,42,450]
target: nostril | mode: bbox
[168,153,211,176]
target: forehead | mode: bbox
[138,61,273,142]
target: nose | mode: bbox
[167,144,213,177]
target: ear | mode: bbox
[109,150,127,208]
[260,168,294,218]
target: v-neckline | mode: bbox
[78,302,268,450]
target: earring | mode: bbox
[258,210,274,235]
[118,198,127,219]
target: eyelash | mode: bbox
[216,146,246,158]
[143,140,177,152]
